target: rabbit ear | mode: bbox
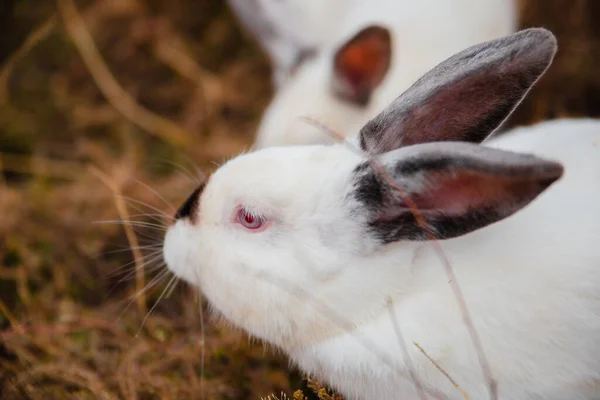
[351,142,563,243]
[359,28,557,155]
[331,25,392,106]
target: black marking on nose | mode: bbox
[175,184,205,220]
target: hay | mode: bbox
[508,0,600,127]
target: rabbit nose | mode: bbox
[175,184,205,221]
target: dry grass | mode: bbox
[1,0,599,399]
[507,0,600,128]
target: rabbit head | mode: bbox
[163,28,559,349]
[254,24,394,148]
[253,0,518,149]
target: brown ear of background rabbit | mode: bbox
[2,1,600,399]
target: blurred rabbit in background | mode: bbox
[230,0,517,149]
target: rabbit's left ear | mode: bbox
[359,28,557,155]
[351,142,563,243]
[331,25,392,106]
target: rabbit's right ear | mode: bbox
[351,142,564,243]
[359,28,557,155]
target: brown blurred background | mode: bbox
[1,1,599,399]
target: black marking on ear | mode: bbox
[352,162,387,211]
[175,184,205,221]
[355,163,555,243]
[350,144,563,244]
[368,206,504,243]
[391,151,499,176]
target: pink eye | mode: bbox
[236,208,266,230]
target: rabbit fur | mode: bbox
[253,0,517,149]
[163,29,600,399]
[226,0,357,87]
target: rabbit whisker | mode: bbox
[108,250,165,279]
[122,205,172,225]
[190,259,206,400]
[165,278,179,299]
[128,212,171,222]
[197,291,206,400]
[118,266,170,320]
[94,219,168,232]
[104,252,166,301]
[135,273,178,337]
[153,159,204,186]
[126,226,166,244]
[177,153,207,184]
[102,244,162,256]
[104,249,162,277]
[116,195,175,221]
[132,178,177,212]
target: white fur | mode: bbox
[253,0,517,148]
[227,0,357,87]
[163,118,600,399]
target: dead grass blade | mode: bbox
[90,165,146,313]
[0,152,86,179]
[0,297,24,334]
[16,363,118,400]
[253,271,447,400]
[56,0,192,149]
[386,297,427,400]
[0,16,57,104]
[152,23,223,137]
[414,341,471,400]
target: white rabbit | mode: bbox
[226,0,358,87]
[253,0,518,148]
[163,29,600,399]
